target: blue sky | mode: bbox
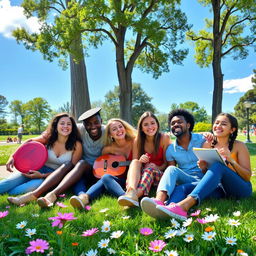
[0,0,255,120]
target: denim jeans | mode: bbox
[157,166,204,199]
[189,162,252,204]
[78,174,126,200]
[0,166,54,195]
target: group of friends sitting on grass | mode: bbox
[0,107,252,221]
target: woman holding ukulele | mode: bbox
[118,111,171,207]
[156,113,252,220]
[69,118,137,209]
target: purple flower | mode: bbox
[196,218,208,224]
[81,228,99,237]
[140,227,153,236]
[190,209,201,216]
[56,202,67,208]
[48,212,77,228]
[25,239,49,254]
[148,240,166,252]
[0,211,9,218]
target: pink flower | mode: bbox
[56,202,67,208]
[140,227,153,236]
[190,210,201,216]
[85,205,91,211]
[58,194,66,198]
[48,212,77,228]
[81,228,99,237]
[148,240,166,252]
[25,239,49,254]
[0,211,9,218]
[5,205,10,209]
[196,218,208,224]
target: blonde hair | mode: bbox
[103,118,137,146]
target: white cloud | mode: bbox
[0,0,40,38]
[223,74,254,94]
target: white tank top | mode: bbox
[45,148,73,170]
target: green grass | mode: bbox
[0,135,255,255]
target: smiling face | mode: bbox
[212,115,236,137]
[109,121,126,141]
[57,116,72,137]
[170,115,190,138]
[141,116,158,137]
[83,114,102,140]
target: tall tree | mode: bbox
[187,0,256,122]
[23,97,51,132]
[53,0,190,123]
[12,0,91,120]
[9,100,25,125]
[102,83,156,125]
[0,95,8,118]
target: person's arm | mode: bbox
[132,138,139,160]
[102,146,112,155]
[70,141,83,165]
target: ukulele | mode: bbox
[93,154,131,178]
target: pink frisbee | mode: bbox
[13,141,48,173]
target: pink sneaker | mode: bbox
[141,197,167,219]
[156,204,188,221]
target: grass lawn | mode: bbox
[0,135,255,255]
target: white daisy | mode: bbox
[164,250,179,256]
[201,231,216,241]
[25,228,36,237]
[228,219,241,227]
[85,249,98,256]
[225,237,237,246]
[103,220,111,226]
[176,227,187,236]
[170,219,180,229]
[31,214,39,217]
[98,238,110,248]
[233,211,241,217]
[110,230,124,239]
[122,215,130,219]
[204,214,219,223]
[99,208,109,213]
[164,229,177,239]
[101,224,111,233]
[107,248,116,254]
[16,221,27,229]
[182,217,192,227]
[183,234,194,243]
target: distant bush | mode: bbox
[0,129,29,135]
[194,122,212,132]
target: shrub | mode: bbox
[194,122,212,132]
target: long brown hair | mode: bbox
[137,111,161,157]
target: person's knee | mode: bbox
[165,166,178,176]
[209,162,223,172]
[101,174,113,183]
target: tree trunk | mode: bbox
[69,35,91,121]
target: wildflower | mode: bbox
[205,208,211,211]
[190,209,201,216]
[86,249,98,256]
[25,228,36,238]
[0,211,8,218]
[204,214,219,223]
[233,211,241,217]
[148,240,166,252]
[196,218,208,224]
[101,225,110,232]
[164,229,177,239]
[99,208,109,213]
[183,234,194,243]
[103,220,111,226]
[225,237,237,246]
[85,205,91,211]
[82,228,99,237]
[56,231,63,235]
[107,248,116,254]
[72,242,79,246]
[26,239,49,254]
[170,219,180,229]
[139,227,153,236]
[183,217,192,227]
[164,250,179,256]
[122,215,130,219]
[176,227,187,236]
[98,238,110,248]
[48,212,77,228]
[228,219,241,227]
[16,221,27,229]
[110,230,124,239]
[205,226,214,232]
[56,202,67,208]
[58,194,66,198]
[31,214,39,217]
[237,249,248,256]
[5,205,10,209]
[201,231,216,241]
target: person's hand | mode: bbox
[197,160,208,173]
[22,170,44,179]
[6,158,15,172]
[218,147,231,162]
[145,162,157,169]
[203,132,214,143]
[139,154,150,164]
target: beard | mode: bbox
[171,127,186,137]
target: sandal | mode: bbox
[7,192,37,205]
[37,192,57,208]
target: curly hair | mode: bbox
[168,109,195,132]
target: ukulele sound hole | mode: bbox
[112,161,119,168]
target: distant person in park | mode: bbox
[118,111,171,207]
[8,107,105,207]
[69,118,137,209]
[1,113,82,195]
[17,124,24,144]
[154,113,252,220]
[141,109,213,218]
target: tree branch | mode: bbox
[187,33,213,42]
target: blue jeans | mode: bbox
[189,162,252,204]
[0,166,54,195]
[157,166,204,199]
[79,174,126,200]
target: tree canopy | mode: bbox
[0,95,8,118]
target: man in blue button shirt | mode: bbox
[141,109,213,218]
